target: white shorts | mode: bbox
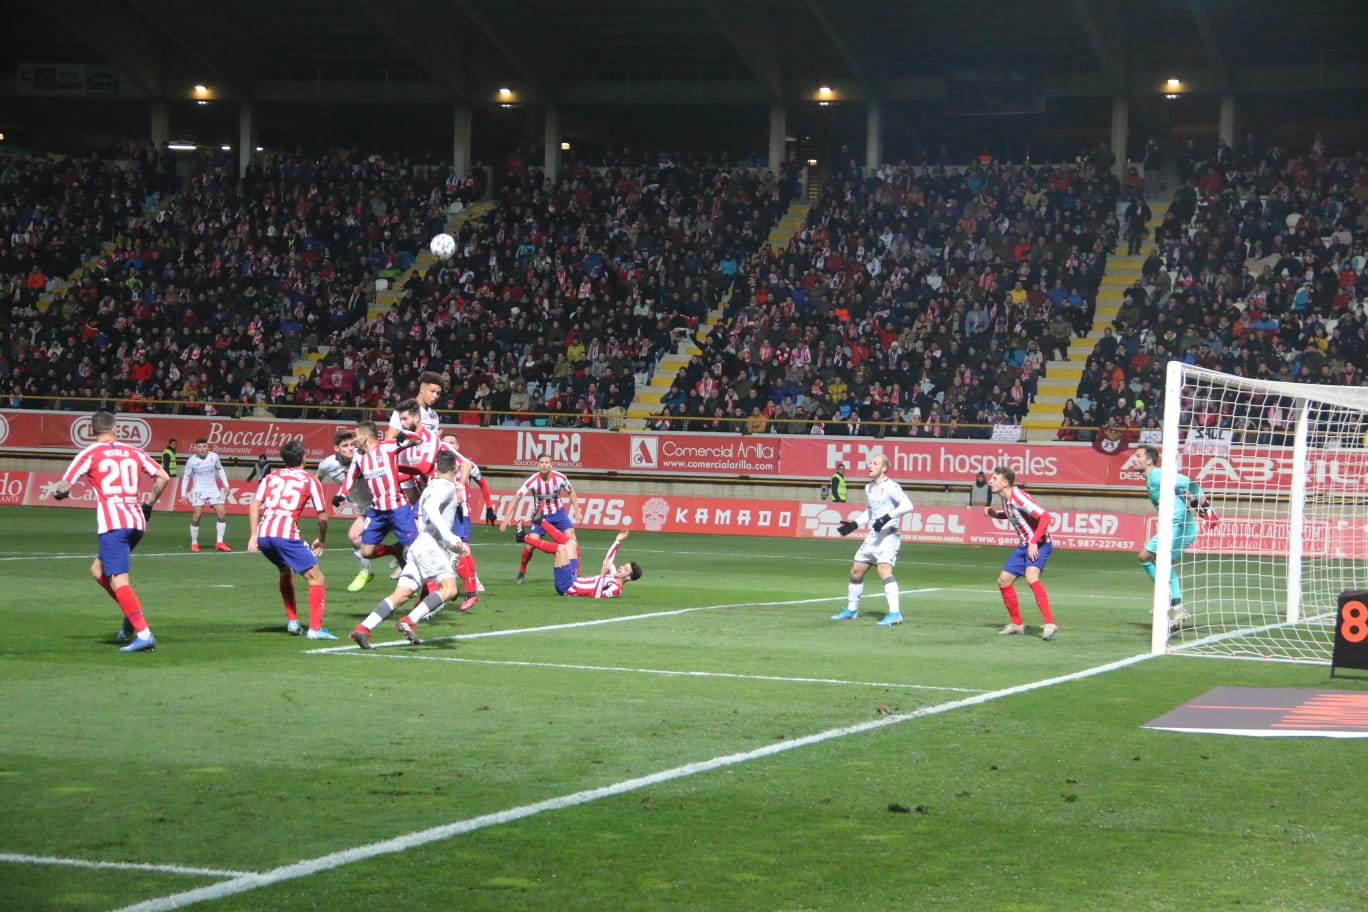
[398,533,456,591]
[853,530,902,567]
[190,490,225,507]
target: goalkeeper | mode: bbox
[829,453,915,627]
[1123,445,1219,627]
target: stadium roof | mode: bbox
[6,0,1365,108]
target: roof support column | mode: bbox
[768,101,787,174]
[1110,95,1130,180]
[543,104,561,183]
[1218,92,1236,149]
[237,102,255,179]
[866,99,883,174]
[452,103,472,182]
[150,101,169,147]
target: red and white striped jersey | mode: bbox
[253,468,326,540]
[341,439,408,511]
[436,442,474,506]
[62,441,163,534]
[995,486,1053,546]
[566,537,625,598]
[515,469,575,514]
[396,426,438,482]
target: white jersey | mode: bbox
[389,405,440,437]
[181,451,227,499]
[317,454,372,507]
[856,476,913,543]
[415,477,462,548]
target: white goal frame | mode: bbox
[1152,361,1368,661]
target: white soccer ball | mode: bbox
[429,232,456,260]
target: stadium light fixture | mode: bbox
[167,142,198,151]
[1165,77,1182,89]
[560,141,570,151]
[220,144,231,151]
[817,85,832,97]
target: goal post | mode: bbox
[1152,361,1368,662]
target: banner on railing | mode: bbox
[4,410,1364,494]
[11,469,1360,557]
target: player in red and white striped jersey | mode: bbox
[553,529,642,598]
[53,411,170,653]
[392,397,439,502]
[498,454,580,584]
[984,465,1058,640]
[339,420,418,563]
[247,440,335,639]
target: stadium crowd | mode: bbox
[2,134,1364,443]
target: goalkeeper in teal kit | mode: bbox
[1123,445,1219,627]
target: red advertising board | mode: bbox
[4,410,1362,494]
[19,468,1352,557]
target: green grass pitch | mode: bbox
[0,506,1363,911]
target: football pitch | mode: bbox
[1,506,1363,912]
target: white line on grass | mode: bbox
[352,650,986,693]
[110,650,1157,912]
[0,853,253,878]
[303,589,944,654]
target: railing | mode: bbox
[3,394,1103,441]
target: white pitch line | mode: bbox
[110,650,1157,912]
[0,853,253,879]
[303,589,944,654]
[352,650,986,693]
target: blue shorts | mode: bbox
[1003,541,1053,578]
[361,505,418,547]
[451,511,471,543]
[97,528,144,577]
[553,559,579,595]
[257,537,318,575]
[1145,521,1199,557]
[540,509,574,535]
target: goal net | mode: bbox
[1151,361,1368,662]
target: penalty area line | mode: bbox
[351,649,986,693]
[111,650,1156,912]
[0,852,253,879]
[303,589,944,654]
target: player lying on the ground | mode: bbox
[544,529,642,598]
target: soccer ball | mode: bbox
[429,232,456,260]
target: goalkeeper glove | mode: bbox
[53,489,70,501]
[836,520,859,537]
[484,506,497,525]
[871,514,893,532]
[141,502,153,521]
[331,494,346,508]
[1190,496,1219,527]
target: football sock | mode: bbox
[999,584,1023,625]
[1029,580,1053,625]
[363,598,395,629]
[408,591,445,625]
[190,522,200,545]
[882,576,900,615]
[846,577,863,613]
[307,584,326,631]
[529,536,559,554]
[1169,571,1182,606]
[371,543,394,558]
[425,579,439,595]
[279,574,298,621]
[1141,560,1157,581]
[97,574,118,602]
[113,585,149,633]
[215,520,227,544]
[353,548,371,571]
[538,521,569,545]
[456,554,479,593]
[520,546,534,571]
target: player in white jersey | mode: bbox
[388,370,444,439]
[179,437,232,552]
[830,452,915,626]
[350,450,471,649]
[248,440,336,640]
[439,429,495,598]
[316,429,376,592]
